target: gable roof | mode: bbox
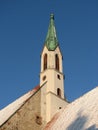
[44,87,98,130]
[0,85,40,126]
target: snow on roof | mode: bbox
[0,85,40,126]
[45,87,98,130]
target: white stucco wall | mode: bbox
[41,46,63,73]
[40,45,68,123]
[46,92,68,122]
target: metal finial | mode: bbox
[50,14,54,19]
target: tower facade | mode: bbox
[40,14,68,123]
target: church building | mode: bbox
[0,14,98,130]
[0,14,68,130]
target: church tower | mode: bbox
[40,14,68,123]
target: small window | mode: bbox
[55,54,59,71]
[57,74,61,80]
[43,75,46,81]
[43,54,47,70]
[59,107,62,109]
[57,88,61,97]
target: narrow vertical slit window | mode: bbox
[55,54,59,71]
[43,54,47,70]
[57,88,61,97]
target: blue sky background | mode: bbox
[0,0,98,109]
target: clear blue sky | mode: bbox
[0,0,98,109]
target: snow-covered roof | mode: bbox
[45,87,98,130]
[0,85,40,126]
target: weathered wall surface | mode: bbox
[0,89,45,130]
[44,87,98,130]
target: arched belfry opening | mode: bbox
[57,88,61,97]
[55,54,59,71]
[43,54,47,71]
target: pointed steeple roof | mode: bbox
[45,14,59,51]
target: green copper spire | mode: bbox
[45,14,59,51]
